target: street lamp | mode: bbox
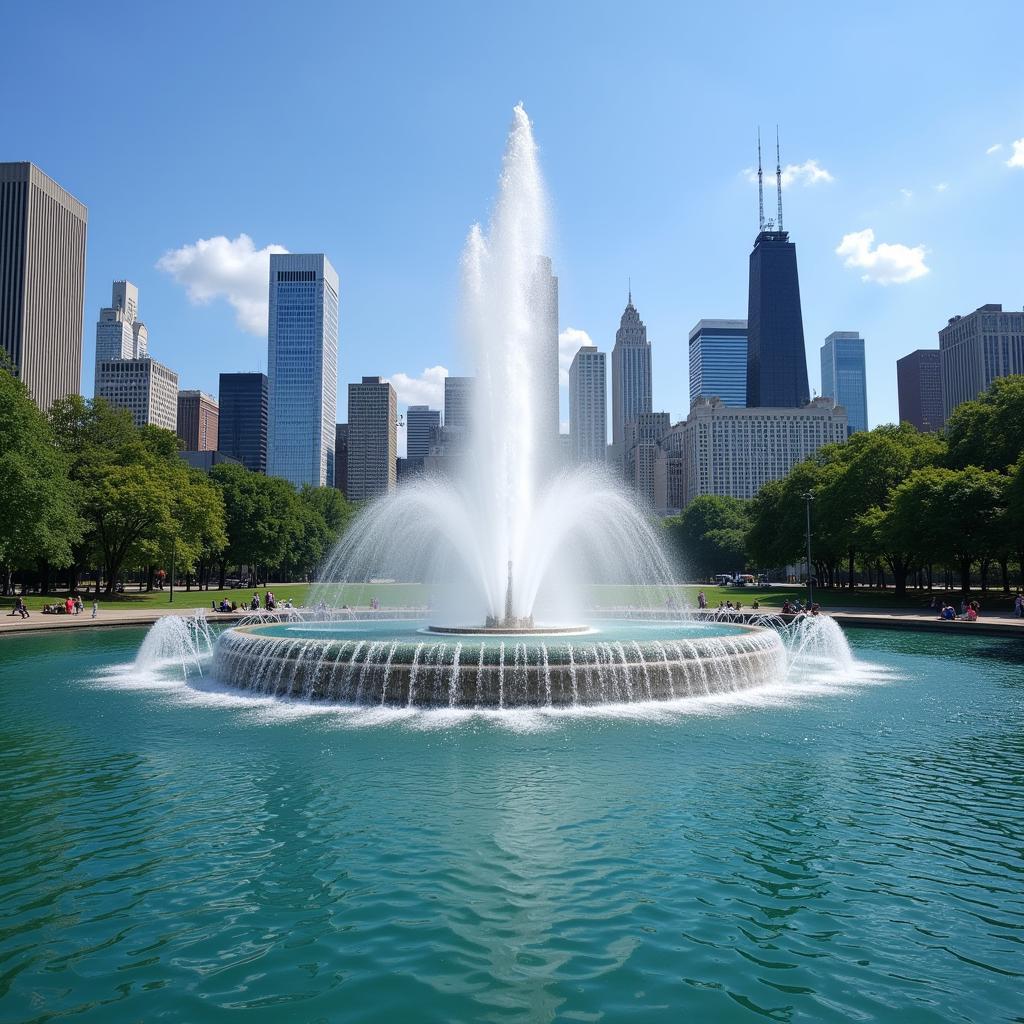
[802,492,814,608]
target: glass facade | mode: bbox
[266,254,339,488]
[406,405,440,461]
[746,231,810,408]
[688,320,747,408]
[820,332,868,434]
[219,373,268,473]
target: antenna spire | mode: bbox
[628,276,632,306]
[776,125,784,232]
[757,128,765,232]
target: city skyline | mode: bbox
[3,2,1021,442]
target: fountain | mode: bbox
[210,104,795,707]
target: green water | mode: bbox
[1,627,1022,1023]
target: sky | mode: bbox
[3,0,1023,450]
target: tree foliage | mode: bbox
[664,495,750,579]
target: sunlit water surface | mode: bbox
[1,626,1023,1023]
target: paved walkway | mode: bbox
[2,604,1022,639]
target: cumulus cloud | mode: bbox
[156,233,288,334]
[743,159,834,187]
[558,327,594,387]
[934,182,949,192]
[386,365,449,409]
[986,143,1003,155]
[1007,139,1024,168]
[835,229,930,285]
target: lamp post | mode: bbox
[802,492,814,607]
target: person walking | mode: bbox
[91,600,98,619]
[1014,593,1023,618]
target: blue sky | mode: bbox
[3,0,1022,440]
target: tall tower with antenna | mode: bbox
[746,126,810,408]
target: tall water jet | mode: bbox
[312,104,675,626]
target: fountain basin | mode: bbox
[212,619,786,708]
[426,624,590,636]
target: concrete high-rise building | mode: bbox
[93,281,177,431]
[820,331,868,434]
[611,290,652,470]
[938,304,1024,420]
[347,377,397,500]
[626,411,671,507]
[688,319,747,408]
[657,397,848,508]
[95,281,148,363]
[443,376,474,430]
[745,139,809,408]
[218,372,268,473]
[533,255,560,455]
[896,350,943,432]
[177,390,219,452]
[95,357,178,431]
[568,345,607,463]
[0,162,87,410]
[267,253,339,488]
[406,405,440,461]
[334,423,348,496]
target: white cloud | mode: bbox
[986,143,1003,155]
[558,327,594,387]
[934,182,949,192]
[386,365,449,409]
[1007,139,1024,168]
[156,233,288,335]
[835,228,930,285]
[743,159,834,188]
[900,188,913,201]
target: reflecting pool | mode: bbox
[1,626,1022,1023]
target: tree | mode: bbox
[888,466,1007,593]
[664,495,750,580]
[209,463,299,584]
[945,375,1024,473]
[0,369,81,592]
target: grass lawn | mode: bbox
[3,581,1017,615]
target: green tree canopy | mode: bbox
[664,495,750,579]
[0,369,81,584]
[945,375,1024,473]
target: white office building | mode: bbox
[655,397,848,512]
[568,345,606,463]
[939,304,1024,420]
[93,280,177,430]
[266,253,339,488]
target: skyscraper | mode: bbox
[0,162,87,410]
[688,319,747,408]
[443,376,474,430]
[218,372,268,472]
[533,255,560,455]
[568,345,607,463]
[745,135,810,408]
[406,405,440,460]
[896,350,943,432]
[611,290,652,469]
[625,411,671,507]
[820,331,868,434]
[177,391,219,451]
[94,281,178,431]
[347,377,397,500]
[938,304,1024,420]
[95,281,148,363]
[334,423,349,496]
[267,253,339,488]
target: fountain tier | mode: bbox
[213,620,786,708]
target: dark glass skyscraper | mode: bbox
[745,229,809,407]
[218,372,268,473]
